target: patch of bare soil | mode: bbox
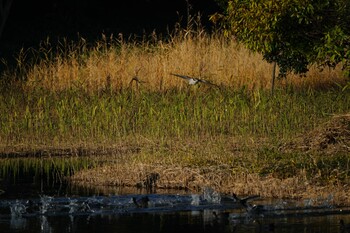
[280,113,350,154]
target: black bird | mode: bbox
[132,196,150,208]
[232,193,260,208]
[231,193,262,212]
[169,73,219,87]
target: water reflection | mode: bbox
[2,207,350,233]
[1,159,350,233]
[1,191,350,233]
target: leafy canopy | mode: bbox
[212,0,350,77]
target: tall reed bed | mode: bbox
[0,27,348,149]
[8,27,346,93]
[0,87,349,148]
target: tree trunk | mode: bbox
[271,61,277,95]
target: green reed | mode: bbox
[0,86,349,147]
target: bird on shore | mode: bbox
[169,73,219,87]
[132,196,150,208]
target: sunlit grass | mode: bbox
[4,24,345,93]
[0,23,349,202]
[0,87,348,147]
[0,24,348,154]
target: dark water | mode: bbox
[2,208,349,233]
[1,167,350,233]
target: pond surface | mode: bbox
[1,160,350,233]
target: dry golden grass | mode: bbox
[23,30,346,93]
[71,159,350,205]
[281,113,350,154]
[70,114,350,205]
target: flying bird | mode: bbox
[129,76,146,90]
[231,193,261,212]
[231,193,260,207]
[129,76,145,85]
[169,73,219,87]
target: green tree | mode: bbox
[211,0,350,92]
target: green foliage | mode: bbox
[316,26,350,76]
[0,87,349,145]
[212,0,350,77]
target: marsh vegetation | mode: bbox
[0,25,349,204]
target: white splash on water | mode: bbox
[202,187,221,204]
[191,194,200,206]
[10,200,27,217]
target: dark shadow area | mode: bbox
[0,0,220,67]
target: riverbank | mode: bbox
[69,113,350,205]
[1,28,349,205]
[1,112,349,204]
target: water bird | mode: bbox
[231,193,260,208]
[169,73,219,87]
[129,76,145,85]
[132,196,150,208]
[231,193,262,213]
